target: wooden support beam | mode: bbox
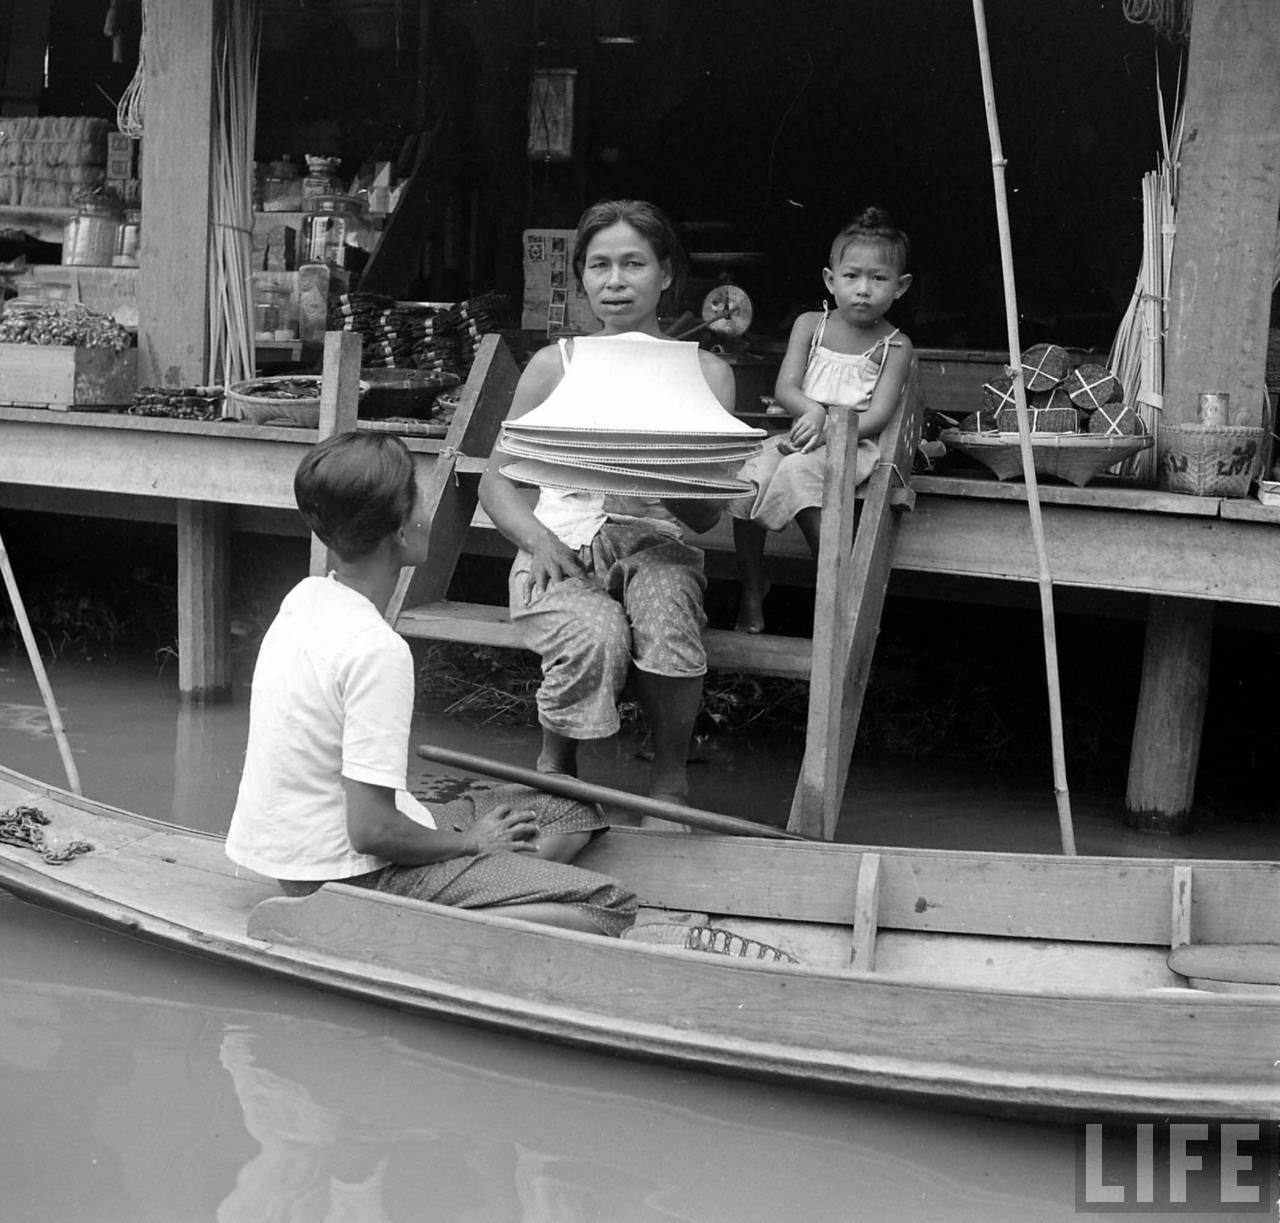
[1162,0,1280,436]
[176,500,230,701]
[309,331,363,576]
[1171,865,1192,950]
[1126,596,1213,833]
[137,0,219,387]
[850,851,882,971]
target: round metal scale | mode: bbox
[700,283,754,337]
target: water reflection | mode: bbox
[1,890,1240,1223]
[218,1028,396,1222]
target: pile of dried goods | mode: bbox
[127,386,225,420]
[0,300,132,351]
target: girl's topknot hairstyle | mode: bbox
[572,198,688,309]
[829,206,911,275]
[294,431,418,563]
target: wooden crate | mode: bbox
[0,343,137,409]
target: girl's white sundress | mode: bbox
[730,311,900,531]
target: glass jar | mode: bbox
[113,209,141,267]
[300,194,375,270]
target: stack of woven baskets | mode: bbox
[940,342,1151,487]
[0,116,108,208]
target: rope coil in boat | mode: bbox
[0,804,94,865]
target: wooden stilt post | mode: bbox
[1126,0,1280,830]
[176,501,230,702]
[1126,596,1213,834]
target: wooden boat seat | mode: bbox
[1167,943,1280,992]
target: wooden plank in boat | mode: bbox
[1168,943,1280,986]
[243,882,1280,1120]
[576,832,1280,945]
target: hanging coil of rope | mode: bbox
[1121,0,1193,43]
[109,0,146,137]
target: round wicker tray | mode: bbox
[227,375,325,426]
[940,429,1152,487]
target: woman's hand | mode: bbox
[788,405,827,454]
[518,536,586,605]
[464,803,541,854]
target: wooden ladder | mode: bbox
[786,366,921,839]
[314,334,920,840]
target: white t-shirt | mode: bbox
[226,575,435,881]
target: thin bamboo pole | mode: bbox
[971,0,1075,855]
[0,530,81,795]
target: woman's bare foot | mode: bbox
[537,729,578,778]
[733,581,771,635]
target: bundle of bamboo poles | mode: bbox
[208,0,260,406]
[1107,73,1183,484]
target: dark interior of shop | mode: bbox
[29,0,1184,351]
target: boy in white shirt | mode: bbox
[227,430,635,936]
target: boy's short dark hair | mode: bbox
[294,431,418,562]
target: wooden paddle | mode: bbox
[415,744,808,841]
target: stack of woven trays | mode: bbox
[941,342,1150,487]
[498,333,765,499]
[0,117,108,207]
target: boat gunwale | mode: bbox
[3,763,1279,1121]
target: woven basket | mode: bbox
[622,922,798,963]
[940,428,1152,487]
[982,374,1016,414]
[1088,401,1142,436]
[1019,342,1070,392]
[1064,363,1122,411]
[995,387,1078,432]
[227,375,323,425]
[1159,423,1265,497]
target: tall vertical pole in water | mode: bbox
[970,0,1075,854]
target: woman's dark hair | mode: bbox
[294,431,418,562]
[572,198,688,309]
[828,206,911,274]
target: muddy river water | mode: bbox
[0,653,1271,1221]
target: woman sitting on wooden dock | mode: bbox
[479,200,735,825]
[225,431,636,937]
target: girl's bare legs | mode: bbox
[732,518,771,634]
[796,505,823,556]
[631,670,701,829]
[537,728,579,777]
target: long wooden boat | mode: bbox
[1,760,1277,1122]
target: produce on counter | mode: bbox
[0,300,133,352]
[127,386,225,421]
